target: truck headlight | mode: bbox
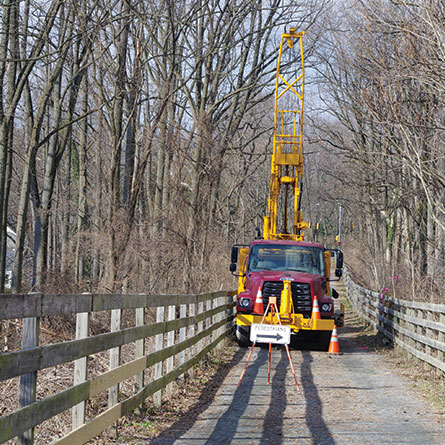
[321,303,332,312]
[239,298,251,308]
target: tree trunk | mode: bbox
[107,0,129,291]
[75,76,89,284]
[0,0,17,292]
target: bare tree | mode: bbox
[312,0,444,298]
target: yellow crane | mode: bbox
[263,28,309,241]
[229,29,344,349]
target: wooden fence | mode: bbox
[344,269,445,376]
[0,290,235,444]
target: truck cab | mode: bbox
[230,240,344,348]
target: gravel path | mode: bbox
[147,319,444,445]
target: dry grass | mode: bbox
[84,343,239,444]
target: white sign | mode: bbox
[250,323,291,345]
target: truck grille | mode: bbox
[262,281,312,318]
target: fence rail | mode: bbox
[0,290,235,444]
[344,270,445,375]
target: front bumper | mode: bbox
[236,313,335,332]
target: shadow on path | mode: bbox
[203,348,269,444]
[148,347,246,444]
[260,350,287,444]
[301,351,335,445]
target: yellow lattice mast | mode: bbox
[263,28,309,241]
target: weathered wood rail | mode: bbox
[0,290,235,444]
[344,269,445,376]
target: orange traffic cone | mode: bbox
[328,324,340,354]
[311,295,321,320]
[253,287,264,314]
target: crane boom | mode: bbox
[263,29,309,241]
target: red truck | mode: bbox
[230,239,344,348]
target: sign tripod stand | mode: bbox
[237,296,300,390]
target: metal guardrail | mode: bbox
[0,290,236,444]
[344,269,445,375]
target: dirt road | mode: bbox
[147,316,444,444]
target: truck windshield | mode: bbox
[247,244,325,276]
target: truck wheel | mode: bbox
[319,331,332,351]
[235,325,251,347]
[334,310,344,328]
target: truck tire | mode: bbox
[289,330,331,351]
[318,331,332,351]
[334,310,344,327]
[235,325,252,347]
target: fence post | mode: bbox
[408,307,416,351]
[18,292,40,445]
[216,295,222,347]
[399,301,407,346]
[212,295,218,347]
[424,309,432,371]
[187,301,196,377]
[108,308,122,408]
[153,306,165,407]
[219,294,226,346]
[206,298,212,346]
[165,305,175,396]
[134,306,145,414]
[197,300,204,354]
[438,313,445,377]
[227,292,234,332]
[416,308,424,367]
[178,303,187,380]
[72,311,90,430]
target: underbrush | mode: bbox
[344,238,444,303]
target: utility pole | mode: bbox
[337,204,342,247]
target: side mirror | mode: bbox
[331,288,339,299]
[336,250,343,269]
[335,268,342,278]
[231,246,239,264]
[229,263,236,272]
